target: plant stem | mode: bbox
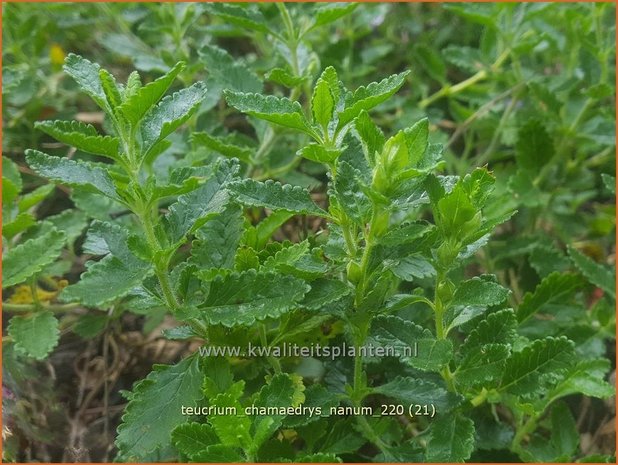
[2,302,81,313]
[259,324,281,374]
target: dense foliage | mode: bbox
[2,3,616,463]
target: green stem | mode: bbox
[259,324,281,374]
[2,302,81,313]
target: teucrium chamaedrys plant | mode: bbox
[24,56,614,463]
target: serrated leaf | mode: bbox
[568,247,615,300]
[165,159,238,243]
[312,71,335,128]
[99,68,123,109]
[369,315,452,372]
[191,445,244,462]
[500,337,574,396]
[63,53,108,110]
[192,132,253,164]
[337,71,410,128]
[17,184,55,212]
[456,344,510,388]
[253,373,305,447]
[141,82,207,155]
[517,272,583,323]
[8,311,59,360]
[3,156,22,191]
[224,91,316,137]
[266,68,306,88]
[515,119,554,172]
[25,149,121,202]
[197,270,309,327]
[200,44,262,94]
[374,377,459,411]
[550,402,579,458]
[388,253,436,281]
[3,212,35,239]
[3,229,66,288]
[191,203,244,270]
[549,358,615,400]
[309,3,358,30]
[321,419,366,455]
[35,120,121,160]
[120,61,185,124]
[403,118,429,167]
[451,277,509,307]
[229,179,327,217]
[203,3,273,35]
[354,110,385,165]
[333,160,371,223]
[301,278,351,311]
[207,382,251,448]
[426,414,475,462]
[461,308,518,350]
[116,356,204,461]
[171,422,218,460]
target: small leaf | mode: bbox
[301,278,351,311]
[549,358,615,400]
[171,423,218,460]
[403,117,429,166]
[550,402,579,458]
[374,376,459,411]
[450,276,509,307]
[312,71,335,128]
[3,229,66,288]
[309,3,359,30]
[8,311,59,360]
[35,120,120,160]
[387,253,436,281]
[26,149,121,201]
[568,246,615,300]
[337,71,410,129]
[601,173,615,195]
[369,315,452,372]
[515,119,555,172]
[63,53,108,110]
[500,337,574,397]
[192,132,253,164]
[266,68,307,88]
[141,82,208,155]
[203,3,273,35]
[197,270,310,327]
[116,356,205,461]
[297,144,340,164]
[99,68,123,109]
[224,91,317,137]
[517,272,583,323]
[426,414,475,462]
[355,111,385,165]
[229,179,328,217]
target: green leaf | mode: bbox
[192,132,253,164]
[333,160,371,223]
[403,117,429,166]
[208,381,252,448]
[164,159,238,243]
[374,376,459,411]
[312,70,335,128]
[73,313,108,339]
[515,119,555,172]
[63,53,108,110]
[141,82,208,155]
[309,3,358,30]
[298,453,342,463]
[337,71,410,128]
[8,311,59,360]
[451,277,509,307]
[200,45,262,94]
[251,210,295,250]
[3,156,22,192]
[265,68,307,88]
[568,247,615,300]
[197,270,310,327]
[387,253,436,281]
[99,68,123,109]
[297,144,340,164]
[369,315,453,372]
[4,212,36,239]
[517,272,583,323]
[354,110,385,165]
[17,184,55,212]
[116,356,204,461]
[120,61,185,125]
[301,278,351,311]
[229,179,328,217]
[224,91,316,137]
[549,359,615,400]
[253,373,305,447]
[455,344,510,388]
[550,402,579,458]
[461,308,518,350]
[25,149,121,202]
[35,120,121,160]
[203,3,273,35]
[191,203,244,270]
[171,423,218,460]
[191,445,244,462]
[500,337,575,397]
[426,414,475,462]
[3,229,66,288]
[321,419,366,455]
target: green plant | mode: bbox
[15,53,614,463]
